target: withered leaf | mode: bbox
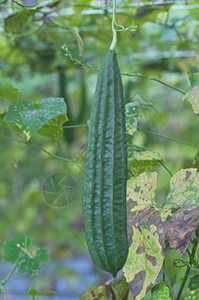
[164,206,199,255]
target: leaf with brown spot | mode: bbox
[127,172,158,214]
[79,285,107,300]
[164,206,199,255]
[127,169,199,255]
[161,168,199,220]
[123,225,164,300]
[126,205,166,250]
[125,103,139,136]
[79,278,129,300]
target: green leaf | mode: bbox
[150,283,172,299]
[36,0,59,8]
[24,289,55,296]
[183,85,199,116]
[188,66,199,88]
[110,277,129,300]
[0,113,21,133]
[184,289,199,300]
[128,146,163,176]
[144,293,152,300]
[188,274,199,291]
[0,77,19,102]
[4,98,67,140]
[16,248,50,276]
[161,168,199,219]
[4,10,33,34]
[73,0,93,15]
[183,65,199,115]
[193,150,199,170]
[0,288,2,295]
[2,233,32,264]
[123,225,164,300]
[38,114,68,145]
[127,172,158,213]
[79,285,107,300]
[143,283,172,300]
[125,103,139,136]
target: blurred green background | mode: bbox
[0,0,199,298]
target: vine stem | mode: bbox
[16,244,32,258]
[122,73,185,95]
[0,133,84,165]
[62,46,185,94]
[70,28,84,63]
[163,266,174,300]
[29,141,84,165]
[44,124,88,129]
[159,161,173,177]
[1,266,17,287]
[110,0,117,50]
[31,276,36,300]
[52,18,84,63]
[176,227,199,300]
[138,127,199,149]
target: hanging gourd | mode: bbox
[82,0,136,277]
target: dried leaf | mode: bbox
[126,204,165,250]
[127,170,199,255]
[164,206,199,255]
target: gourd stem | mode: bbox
[162,267,174,300]
[110,0,117,50]
[1,266,17,287]
[176,227,199,300]
[138,127,199,149]
[29,142,84,165]
[159,161,173,177]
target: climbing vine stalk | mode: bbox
[110,0,117,50]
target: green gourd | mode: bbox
[83,50,128,277]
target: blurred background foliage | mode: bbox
[0,0,199,298]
